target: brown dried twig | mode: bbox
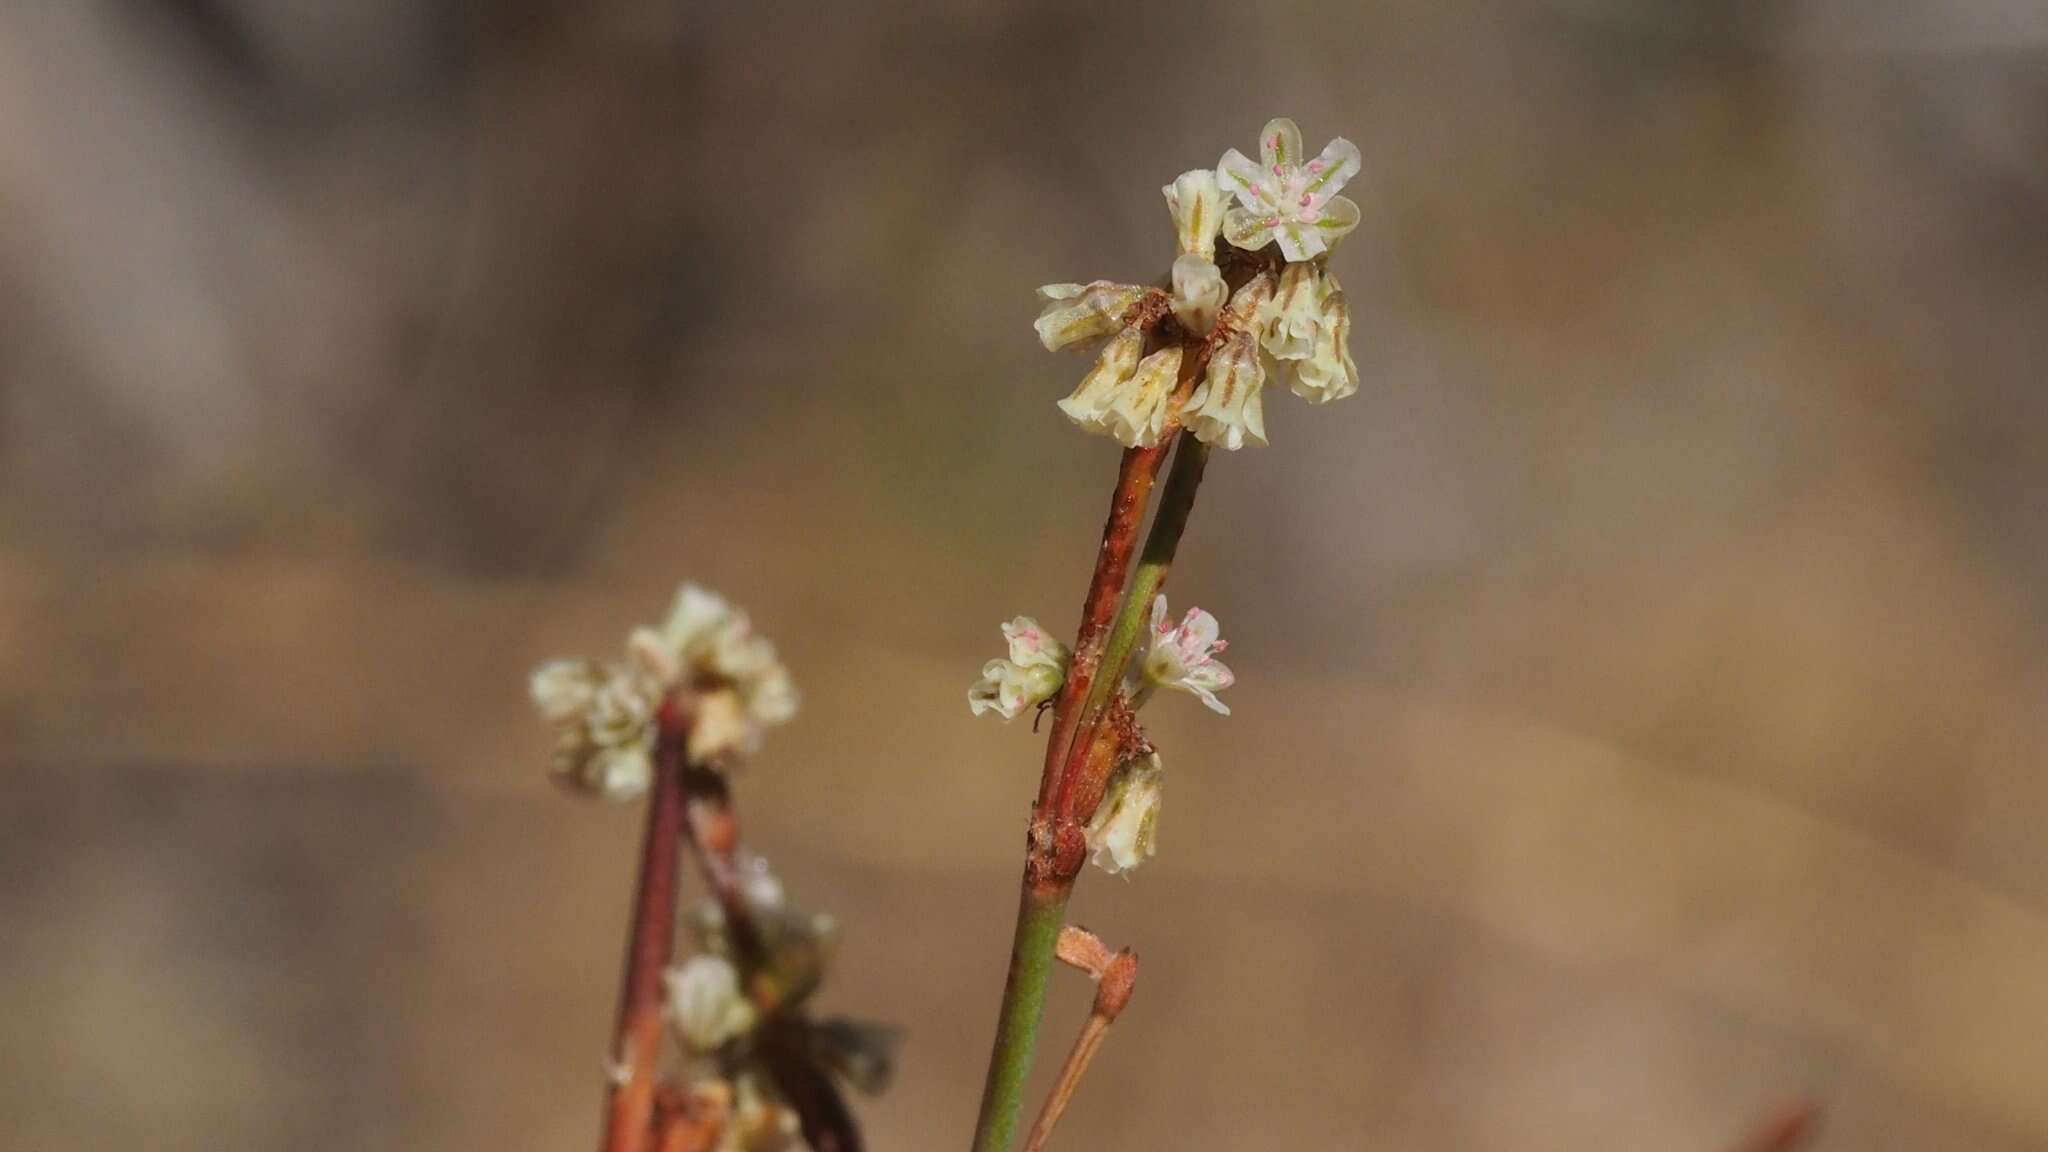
[1021,927,1140,1152]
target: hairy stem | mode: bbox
[969,885,1072,1152]
[599,705,692,1152]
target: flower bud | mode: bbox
[1169,253,1227,336]
[1162,168,1226,260]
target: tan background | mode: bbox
[4,1,2047,1148]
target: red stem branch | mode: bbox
[1033,443,1170,819]
[599,703,693,1152]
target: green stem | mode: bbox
[969,883,1072,1152]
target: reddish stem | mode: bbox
[679,767,776,997]
[1033,443,1171,817]
[599,703,692,1152]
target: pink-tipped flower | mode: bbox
[1141,596,1234,715]
[969,616,1070,721]
[1217,117,1362,262]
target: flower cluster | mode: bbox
[1037,116,1363,452]
[529,585,797,801]
[663,863,898,1151]
[968,595,1233,876]
[968,616,1070,721]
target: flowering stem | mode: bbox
[1053,436,1211,821]
[974,438,1172,1152]
[678,766,778,1006]
[676,767,861,1149]
[975,353,1217,1152]
[600,704,693,1152]
[1035,444,1172,812]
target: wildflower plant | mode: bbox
[532,585,894,1152]
[965,117,1364,1152]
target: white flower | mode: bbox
[1182,275,1275,451]
[531,658,601,726]
[1142,595,1233,714]
[1163,168,1226,260]
[530,659,657,801]
[639,584,799,762]
[968,616,1070,720]
[1033,281,1154,352]
[1217,117,1362,262]
[665,955,758,1053]
[1169,253,1227,336]
[1086,753,1163,875]
[1057,327,1183,449]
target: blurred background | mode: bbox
[3,1,2046,1148]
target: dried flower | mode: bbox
[1261,262,1327,362]
[1086,752,1163,875]
[666,955,758,1053]
[1182,274,1275,450]
[1291,274,1359,404]
[1033,281,1154,352]
[969,616,1070,720]
[1141,596,1234,714]
[1217,117,1362,262]
[1169,253,1227,336]
[1058,326,1184,448]
[531,660,656,801]
[1055,325,1141,436]
[1260,263,1359,404]
[1163,168,1226,260]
